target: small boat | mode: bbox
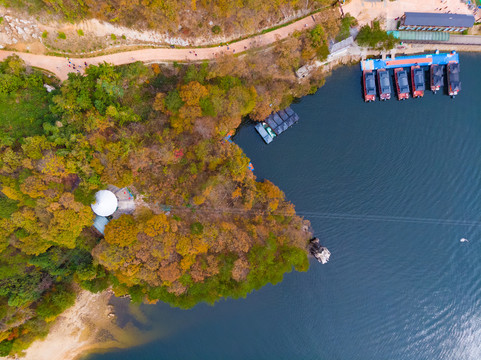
[377,68,392,101]
[460,238,469,243]
[255,122,275,144]
[394,68,410,100]
[363,70,376,102]
[411,65,425,98]
[447,61,461,98]
[430,64,444,94]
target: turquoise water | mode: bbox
[86,54,481,360]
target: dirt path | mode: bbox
[1,1,476,81]
[0,13,319,81]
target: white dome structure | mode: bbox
[91,190,118,217]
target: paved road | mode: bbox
[0,14,319,81]
[448,35,481,45]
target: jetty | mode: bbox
[255,107,299,144]
[360,51,460,101]
[361,51,459,72]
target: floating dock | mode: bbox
[361,51,460,101]
[361,51,459,71]
[255,107,299,144]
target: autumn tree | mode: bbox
[104,214,138,247]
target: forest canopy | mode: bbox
[0,51,316,356]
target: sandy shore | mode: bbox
[22,290,115,360]
[0,289,143,360]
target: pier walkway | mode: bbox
[361,51,459,71]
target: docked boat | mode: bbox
[394,68,410,100]
[254,106,299,144]
[255,122,275,144]
[363,70,376,102]
[430,64,444,94]
[411,65,425,98]
[377,68,392,101]
[447,62,461,98]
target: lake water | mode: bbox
[85,53,481,360]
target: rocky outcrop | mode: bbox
[309,237,331,264]
[0,12,42,47]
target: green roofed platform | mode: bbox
[388,30,450,42]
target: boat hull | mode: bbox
[447,62,460,98]
[363,70,376,102]
[411,65,424,98]
[394,68,409,101]
[377,69,391,101]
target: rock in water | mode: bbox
[309,237,331,264]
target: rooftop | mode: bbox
[91,190,118,217]
[403,12,475,28]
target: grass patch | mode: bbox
[57,32,66,39]
[0,87,51,139]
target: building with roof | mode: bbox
[399,12,475,32]
[90,187,137,236]
[92,215,109,235]
[91,190,118,217]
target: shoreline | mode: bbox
[1,289,138,360]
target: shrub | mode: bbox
[111,33,117,40]
[336,13,357,41]
[121,34,126,40]
[41,30,48,38]
[57,32,66,39]
[211,25,221,34]
[190,221,204,235]
[356,21,396,50]
[77,29,84,36]
[309,25,330,61]
[0,340,13,356]
[36,284,76,321]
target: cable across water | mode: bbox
[158,204,481,227]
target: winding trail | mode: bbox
[0,14,319,81]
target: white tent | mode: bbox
[91,190,118,217]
